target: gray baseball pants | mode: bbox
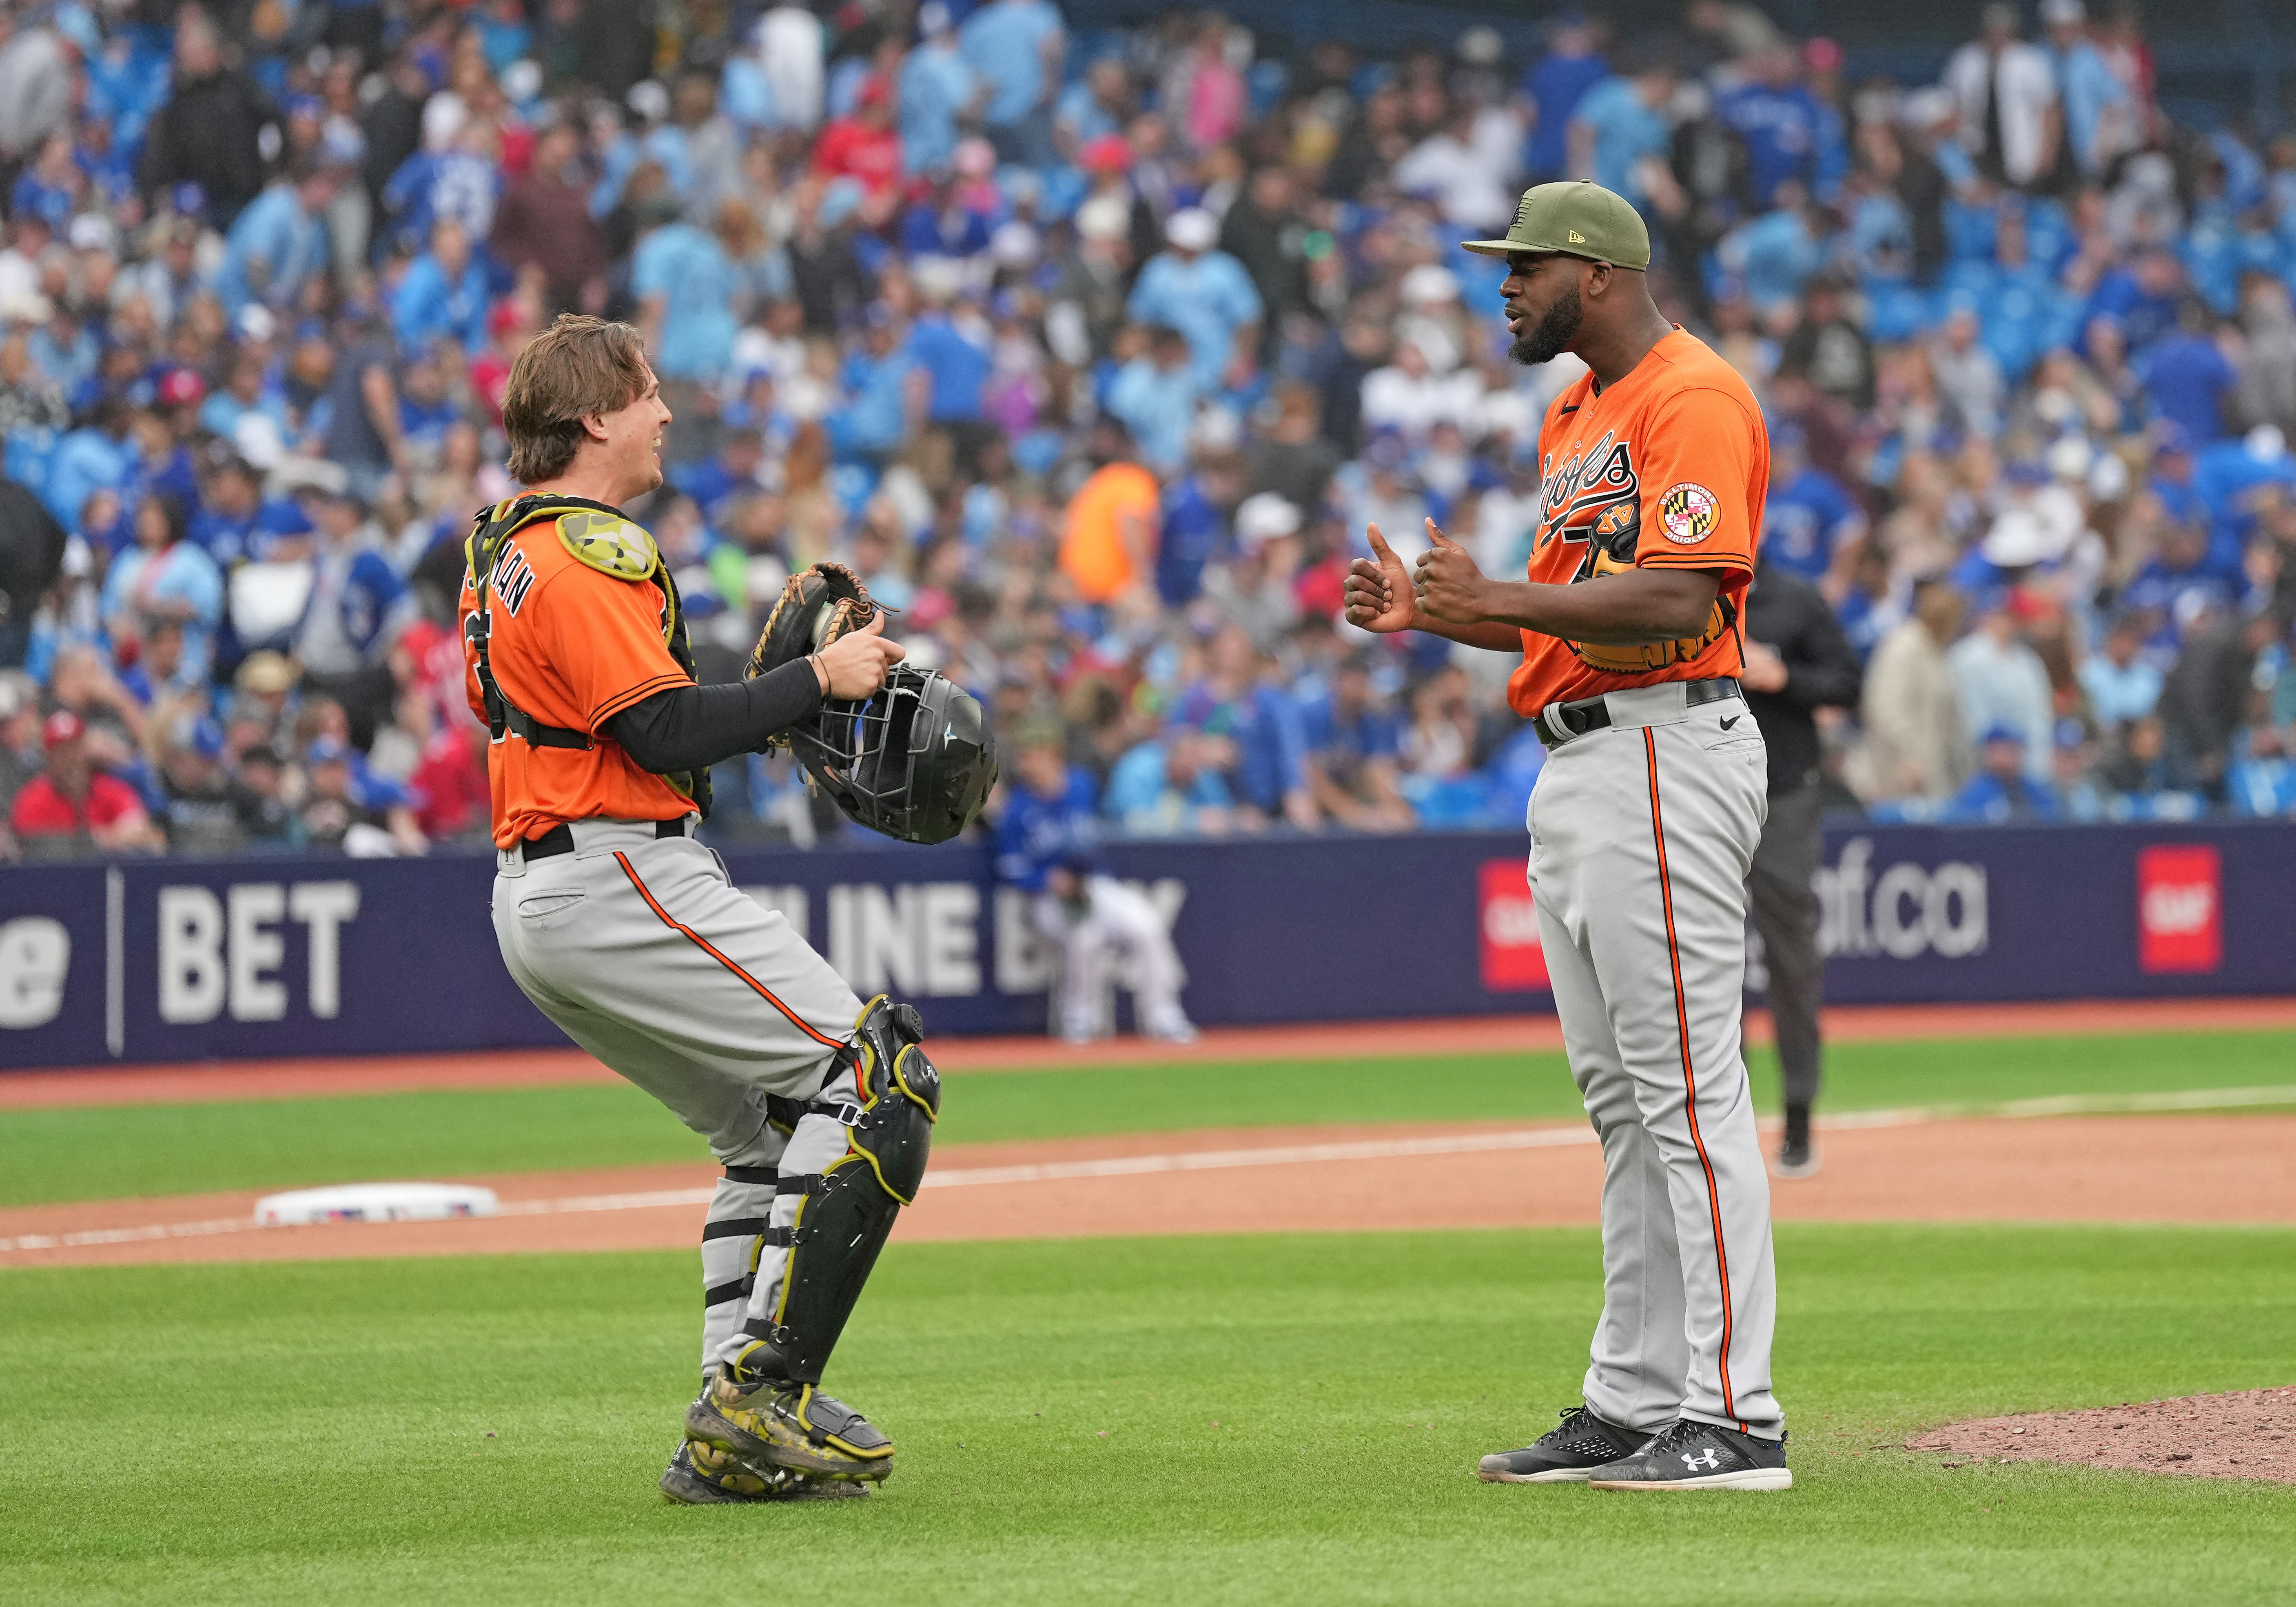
[490,817,868,1379]
[1527,681,1783,1439]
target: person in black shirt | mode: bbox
[1738,560,1862,1178]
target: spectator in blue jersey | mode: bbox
[958,0,1066,170]
[1106,722,1239,837]
[291,474,412,750]
[1941,724,2063,822]
[215,162,338,316]
[1105,324,1199,475]
[904,281,992,427]
[1719,46,1830,208]
[1760,423,1866,591]
[1568,53,1677,207]
[997,731,1195,1043]
[1173,623,1314,828]
[2146,425,2209,528]
[1155,452,1244,607]
[2080,613,2165,726]
[1300,653,1412,830]
[1054,57,1134,158]
[2084,248,2185,358]
[826,305,920,464]
[1128,208,1263,392]
[41,397,136,531]
[1517,12,1609,184]
[186,450,310,568]
[2139,303,2239,444]
[2041,0,2132,184]
[900,4,979,176]
[390,217,490,354]
[2122,520,2239,647]
[632,197,740,385]
[98,493,222,690]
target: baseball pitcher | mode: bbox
[463,314,944,1505]
[1346,185,1791,1492]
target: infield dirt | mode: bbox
[5,1109,2292,1268]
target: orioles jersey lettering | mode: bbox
[1508,328,1770,715]
[1534,431,1638,553]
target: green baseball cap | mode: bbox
[1461,181,1651,270]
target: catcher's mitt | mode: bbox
[747,561,880,685]
[1565,500,1734,674]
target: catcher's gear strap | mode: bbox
[737,997,938,1382]
[463,493,714,815]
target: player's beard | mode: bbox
[1510,285,1584,366]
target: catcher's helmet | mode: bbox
[790,665,998,845]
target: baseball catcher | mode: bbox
[462,315,994,1507]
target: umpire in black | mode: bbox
[1737,558,1862,1178]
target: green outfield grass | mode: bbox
[3,1028,2292,1209]
[1,1226,2291,1606]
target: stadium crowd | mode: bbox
[1,0,2295,863]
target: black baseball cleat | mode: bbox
[1478,1405,1655,1483]
[1586,1418,1792,1491]
[660,1439,872,1504]
[1772,1107,1820,1180]
[1771,1133,1820,1179]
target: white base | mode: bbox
[253,1182,500,1226]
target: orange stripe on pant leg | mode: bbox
[614,851,843,1049]
[1643,730,1743,1431]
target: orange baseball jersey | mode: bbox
[1506,327,1770,716]
[458,505,696,848]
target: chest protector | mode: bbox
[1564,499,1738,674]
[463,494,711,817]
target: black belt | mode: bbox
[521,817,691,860]
[1534,677,1742,751]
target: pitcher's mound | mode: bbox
[1910,1387,2296,1483]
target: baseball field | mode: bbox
[4,1003,2293,1605]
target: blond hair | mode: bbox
[501,314,652,484]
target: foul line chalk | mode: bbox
[6,1086,2294,1255]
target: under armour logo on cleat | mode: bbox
[1720,715,1740,730]
[1681,1448,1721,1471]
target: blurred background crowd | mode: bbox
[1,0,2294,862]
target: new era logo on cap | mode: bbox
[1569,230,1586,243]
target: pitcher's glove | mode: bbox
[747,562,880,691]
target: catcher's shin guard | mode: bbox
[687,997,938,1481]
[744,995,939,1382]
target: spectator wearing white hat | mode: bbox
[1203,494,1305,654]
[1127,207,1263,392]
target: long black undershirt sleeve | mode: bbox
[601,660,823,774]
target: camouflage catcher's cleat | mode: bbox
[660,1438,872,1504]
[685,996,940,1484]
